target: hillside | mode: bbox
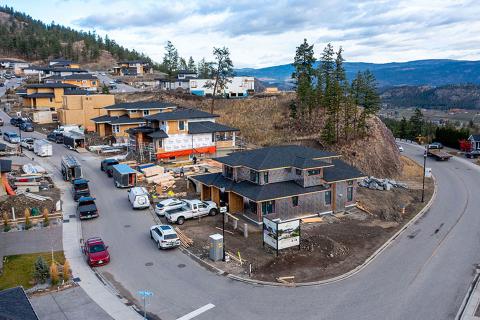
[380,84,480,109]
[237,59,480,89]
[114,91,403,178]
[0,6,152,64]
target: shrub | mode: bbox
[62,259,70,282]
[50,262,59,286]
[3,212,9,232]
[24,209,31,230]
[33,257,49,283]
[43,208,49,227]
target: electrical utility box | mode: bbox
[209,233,223,261]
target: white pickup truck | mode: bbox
[164,199,219,225]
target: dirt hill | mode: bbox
[116,91,402,177]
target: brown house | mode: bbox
[189,145,365,225]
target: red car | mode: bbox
[82,237,110,267]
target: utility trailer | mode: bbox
[427,149,452,161]
[63,131,85,150]
[112,164,137,188]
[61,155,82,181]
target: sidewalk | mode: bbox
[39,154,141,320]
[458,271,480,320]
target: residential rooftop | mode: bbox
[26,83,79,89]
[214,145,339,171]
[45,74,98,80]
[0,287,39,320]
[144,108,219,121]
[103,101,177,111]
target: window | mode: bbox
[250,170,259,184]
[191,81,197,88]
[143,110,150,116]
[325,191,332,205]
[292,196,299,207]
[347,180,354,186]
[178,121,185,131]
[307,169,321,176]
[263,171,269,184]
[347,187,353,202]
[157,139,163,148]
[49,98,53,102]
[225,166,234,179]
[247,201,257,215]
[261,200,275,215]
[295,169,302,176]
[112,125,120,133]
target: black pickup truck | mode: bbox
[77,196,98,220]
[72,178,90,201]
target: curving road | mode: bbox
[1,100,478,320]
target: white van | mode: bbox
[128,187,150,209]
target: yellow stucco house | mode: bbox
[23,83,79,109]
[44,74,100,92]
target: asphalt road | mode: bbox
[1,101,479,319]
[92,72,141,94]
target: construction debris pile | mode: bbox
[9,163,54,194]
[359,176,408,191]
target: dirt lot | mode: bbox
[178,156,434,283]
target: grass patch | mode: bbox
[0,251,65,290]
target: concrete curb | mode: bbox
[181,149,438,287]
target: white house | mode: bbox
[189,76,255,97]
[158,70,197,91]
[468,135,480,151]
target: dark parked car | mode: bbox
[10,117,21,126]
[100,158,119,177]
[77,196,98,220]
[19,122,34,132]
[72,178,90,201]
[465,150,480,158]
[0,82,4,87]
[47,132,64,144]
[428,142,443,149]
[0,118,3,126]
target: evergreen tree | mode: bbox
[399,117,408,139]
[197,58,212,78]
[187,56,197,73]
[179,57,188,70]
[34,256,49,284]
[205,47,234,114]
[409,108,424,138]
[162,41,179,89]
[292,39,316,117]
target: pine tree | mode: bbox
[34,257,49,284]
[399,117,408,139]
[320,43,336,142]
[187,56,196,73]
[197,58,212,78]
[179,57,188,70]
[409,108,424,138]
[206,47,234,114]
[292,39,316,118]
[162,41,179,89]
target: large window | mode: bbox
[250,170,260,184]
[263,171,269,184]
[307,169,321,176]
[178,121,185,131]
[347,187,353,202]
[292,196,299,207]
[295,169,302,176]
[325,191,332,205]
[112,125,120,133]
[261,200,275,215]
[143,110,150,116]
[225,166,234,179]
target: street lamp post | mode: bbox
[137,290,153,320]
[220,187,226,261]
[421,145,428,203]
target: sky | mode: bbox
[1,0,480,68]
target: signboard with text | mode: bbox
[263,217,300,252]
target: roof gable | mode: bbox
[144,108,218,121]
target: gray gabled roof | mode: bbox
[45,74,98,80]
[110,117,146,125]
[0,287,39,320]
[26,83,78,89]
[147,130,168,139]
[469,134,480,141]
[215,145,338,171]
[104,101,176,111]
[323,159,365,182]
[91,115,113,123]
[25,93,54,99]
[145,108,218,121]
[188,121,239,134]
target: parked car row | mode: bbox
[10,117,34,131]
[3,131,20,143]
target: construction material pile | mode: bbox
[359,176,408,191]
[138,164,175,191]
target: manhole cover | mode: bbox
[177,264,186,268]
[124,225,131,228]
[145,262,154,266]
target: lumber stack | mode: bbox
[175,227,193,248]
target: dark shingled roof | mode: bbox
[47,67,87,73]
[0,159,12,172]
[91,115,113,123]
[191,173,329,202]
[469,134,480,141]
[26,83,78,89]
[25,93,55,99]
[125,126,155,134]
[188,121,239,134]
[110,116,146,125]
[45,74,98,80]
[323,159,365,182]
[147,130,169,139]
[104,101,176,110]
[215,145,338,170]
[63,89,90,95]
[0,287,39,320]
[145,108,218,121]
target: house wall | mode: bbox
[108,110,128,117]
[59,95,113,131]
[269,190,332,220]
[62,79,99,90]
[190,77,255,97]
[163,133,213,152]
[113,123,144,137]
[228,192,244,214]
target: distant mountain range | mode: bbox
[236,59,480,89]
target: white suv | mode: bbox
[154,198,185,216]
[149,225,180,249]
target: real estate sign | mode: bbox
[263,218,300,251]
